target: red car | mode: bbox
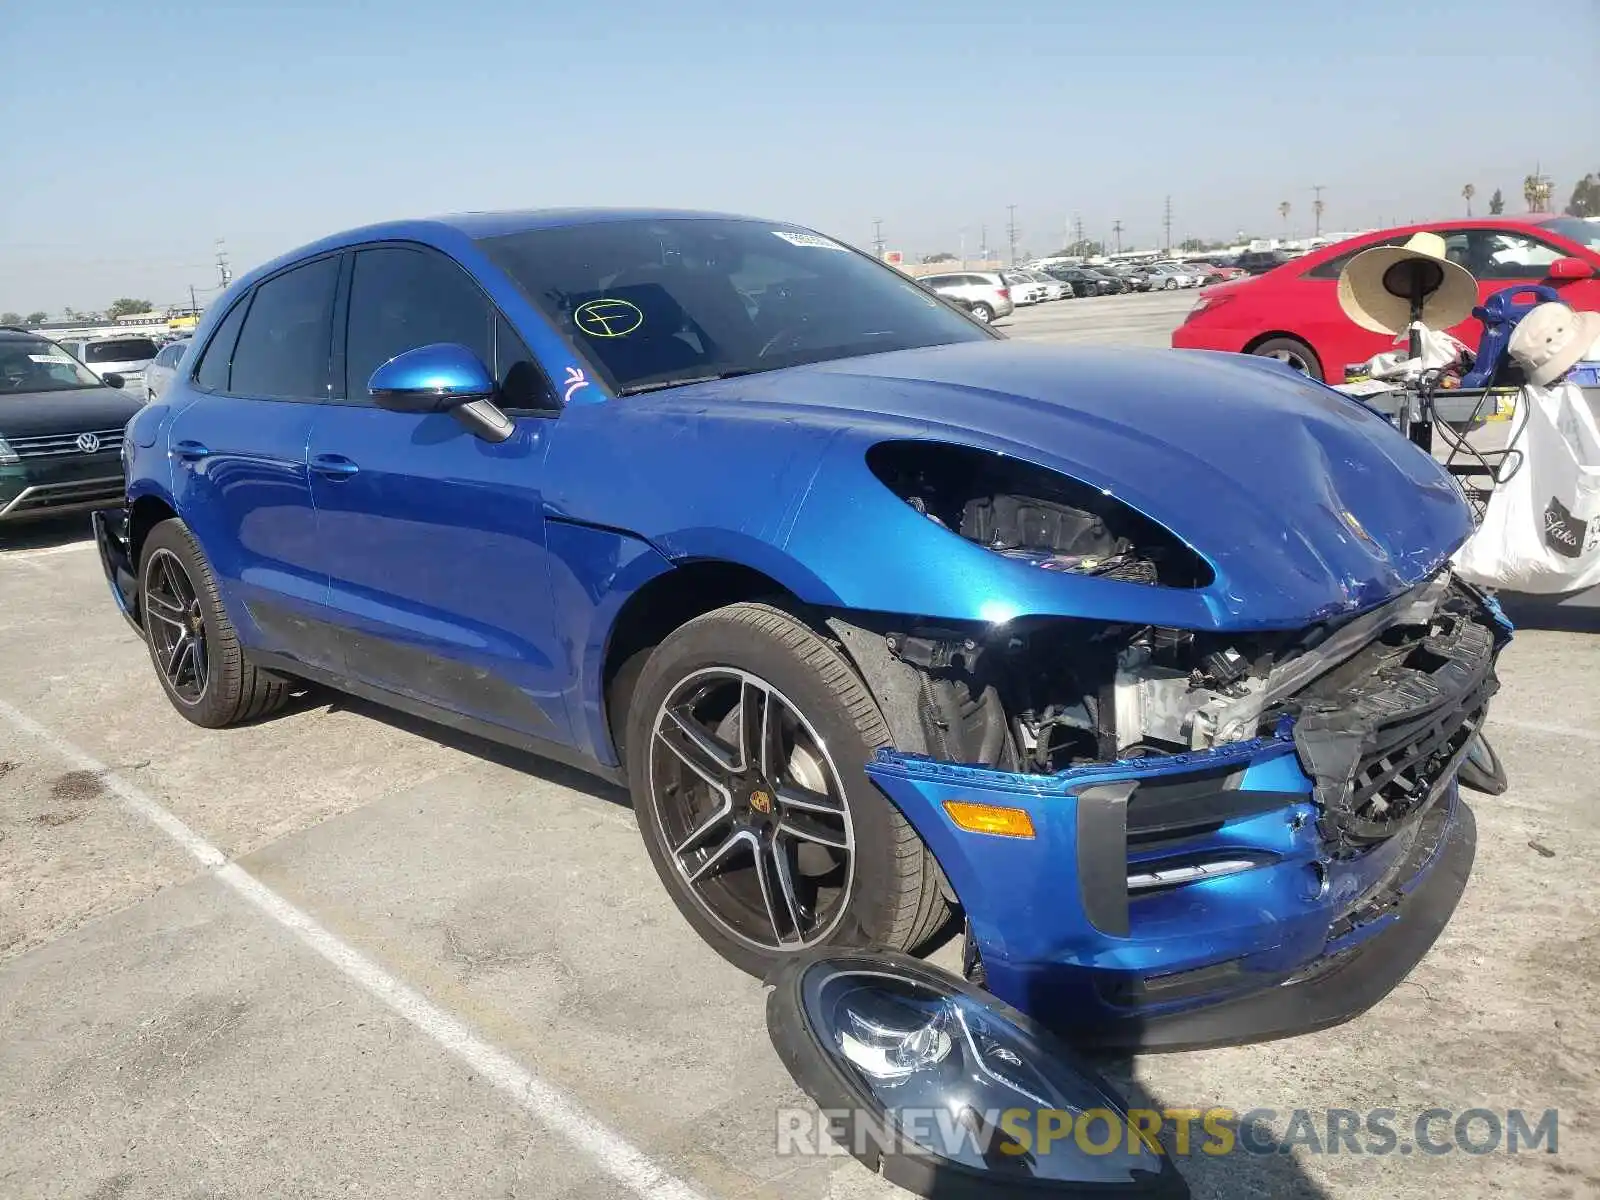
[1172,215,1600,380]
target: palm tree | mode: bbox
[1462,183,1475,216]
[1524,172,1552,213]
[1277,201,1291,237]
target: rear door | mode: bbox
[167,255,341,670]
[305,242,572,743]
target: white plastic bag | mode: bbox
[1360,324,1471,382]
[1453,381,1600,593]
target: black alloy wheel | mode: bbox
[626,602,949,977]
[143,546,209,705]
[138,518,290,728]
[649,666,855,952]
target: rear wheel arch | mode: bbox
[1242,331,1325,381]
[128,493,178,573]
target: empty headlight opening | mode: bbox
[866,440,1214,589]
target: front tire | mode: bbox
[626,603,949,977]
[139,519,289,728]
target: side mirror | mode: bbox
[367,343,512,443]
[368,343,496,413]
[101,372,126,390]
[1547,256,1595,281]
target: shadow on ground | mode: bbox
[0,515,96,552]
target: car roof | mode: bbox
[224,208,813,304]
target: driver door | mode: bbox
[305,243,573,744]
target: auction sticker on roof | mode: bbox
[772,230,849,251]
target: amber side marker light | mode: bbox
[943,800,1036,839]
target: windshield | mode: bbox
[0,337,105,393]
[476,218,993,395]
[1543,217,1600,254]
[83,338,158,364]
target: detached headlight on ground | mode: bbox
[766,949,1187,1198]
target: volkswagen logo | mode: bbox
[75,433,100,454]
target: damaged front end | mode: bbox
[840,455,1510,1049]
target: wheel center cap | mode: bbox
[748,787,773,815]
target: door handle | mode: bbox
[174,439,209,461]
[311,453,360,480]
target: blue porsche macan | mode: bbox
[95,209,1508,1049]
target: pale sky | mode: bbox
[2,0,1596,315]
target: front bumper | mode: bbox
[0,452,124,524]
[869,738,1476,1050]
[866,582,1508,1050]
[92,506,144,635]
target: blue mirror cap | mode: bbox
[368,342,494,398]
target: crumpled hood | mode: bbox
[674,341,1472,626]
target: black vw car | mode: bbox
[0,328,142,526]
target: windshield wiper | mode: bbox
[616,369,758,397]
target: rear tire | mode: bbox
[139,519,289,728]
[1250,336,1325,382]
[968,302,993,323]
[626,602,949,978]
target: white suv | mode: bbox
[57,334,160,394]
[918,272,1015,323]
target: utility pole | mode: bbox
[1162,196,1173,254]
[214,239,232,290]
[980,224,988,260]
[189,285,199,317]
[1111,219,1124,255]
[1073,214,1085,252]
[1311,185,1327,237]
[871,219,884,259]
[1006,205,1019,267]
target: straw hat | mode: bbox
[1508,302,1600,386]
[1337,232,1479,335]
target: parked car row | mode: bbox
[1174,214,1600,381]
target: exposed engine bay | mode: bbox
[846,572,1503,851]
[858,440,1507,850]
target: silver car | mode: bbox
[919,272,1015,323]
[57,334,160,394]
[142,338,190,402]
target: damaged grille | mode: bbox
[1292,582,1501,847]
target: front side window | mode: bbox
[476,218,991,396]
[344,246,493,403]
[0,336,104,394]
[1468,230,1570,279]
[229,256,339,400]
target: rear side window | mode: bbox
[192,298,250,392]
[84,338,157,363]
[1304,238,1406,279]
[229,256,340,400]
[344,246,493,403]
